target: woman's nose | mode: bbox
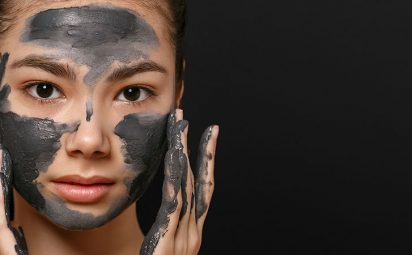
[65,118,111,159]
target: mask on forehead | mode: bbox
[21,5,159,85]
[0,5,173,230]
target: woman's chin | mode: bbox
[38,192,132,231]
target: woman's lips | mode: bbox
[52,175,114,204]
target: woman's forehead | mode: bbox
[0,2,176,86]
[22,5,159,48]
[19,5,160,85]
[4,1,170,47]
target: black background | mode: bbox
[140,1,412,254]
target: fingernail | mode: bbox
[203,126,214,143]
[184,123,189,135]
[213,125,220,138]
[176,120,188,133]
[175,109,183,120]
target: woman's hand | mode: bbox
[0,52,29,255]
[0,148,28,255]
[140,110,219,255]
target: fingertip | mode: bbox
[175,108,183,120]
[205,125,219,155]
[184,122,189,135]
[212,125,219,140]
[200,126,213,145]
[182,123,189,149]
[176,120,188,134]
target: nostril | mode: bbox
[64,121,111,159]
[91,150,110,159]
[68,148,110,159]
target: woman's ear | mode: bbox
[175,60,185,108]
[175,80,184,108]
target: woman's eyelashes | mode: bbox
[25,82,64,102]
[115,86,153,104]
[23,82,154,106]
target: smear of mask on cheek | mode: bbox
[115,113,168,204]
[0,85,78,212]
[21,5,159,85]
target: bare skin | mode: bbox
[0,1,219,254]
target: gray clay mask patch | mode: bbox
[0,83,168,229]
[0,85,78,213]
[114,113,168,202]
[21,5,160,85]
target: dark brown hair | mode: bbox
[0,0,186,84]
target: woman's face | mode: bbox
[0,1,176,230]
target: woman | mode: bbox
[0,0,219,254]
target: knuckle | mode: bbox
[208,181,215,194]
[189,233,201,253]
[209,180,215,189]
[174,241,187,255]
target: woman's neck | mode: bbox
[13,191,144,255]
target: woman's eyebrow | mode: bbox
[11,55,77,81]
[107,60,167,82]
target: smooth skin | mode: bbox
[0,1,219,254]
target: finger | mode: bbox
[0,147,13,223]
[174,121,194,254]
[0,148,16,254]
[166,110,177,148]
[140,119,187,255]
[0,148,28,255]
[195,125,219,234]
[9,227,28,255]
[187,172,200,254]
[178,111,190,222]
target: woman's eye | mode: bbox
[26,83,62,100]
[116,86,150,102]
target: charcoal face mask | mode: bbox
[21,5,159,85]
[0,5,171,230]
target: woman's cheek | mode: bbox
[0,85,78,212]
[114,112,168,201]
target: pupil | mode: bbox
[124,87,141,101]
[36,83,53,98]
